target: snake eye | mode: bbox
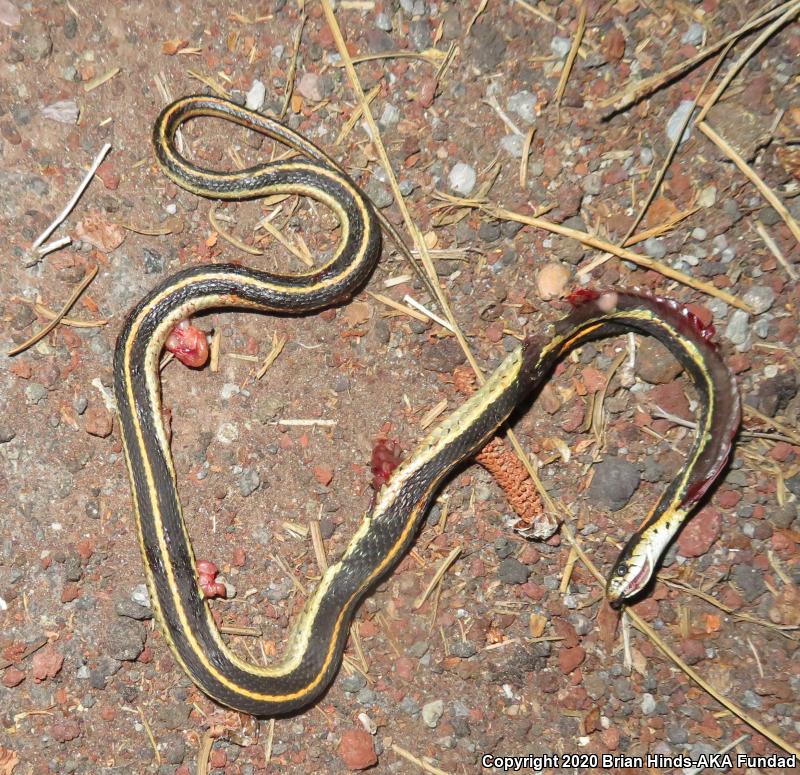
[616,563,628,577]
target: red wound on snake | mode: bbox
[565,288,602,306]
[165,319,209,368]
[370,439,402,490]
[197,560,226,599]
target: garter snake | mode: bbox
[114,95,741,716]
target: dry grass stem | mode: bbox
[661,578,798,635]
[622,207,701,247]
[256,216,314,266]
[695,0,800,123]
[195,730,214,775]
[280,10,306,118]
[598,1,797,115]
[334,84,380,146]
[519,126,535,189]
[554,3,587,106]
[137,706,161,765]
[477,203,754,312]
[83,67,120,92]
[8,265,98,356]
[209,206,263,255]
[309,519,329,574]
[413,547,462,611]
[755,220,798,280]
[32,143,111,250]
[187,69,229,96]
[256,332,287,380]
[219,625,261,637]
[466,0,489,34]
[402,295,455,332]
[367,291,430,323]
[699,121,800,246]
[391,744,452,775]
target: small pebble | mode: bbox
[724,309,750,347]
[297,72,326,102]
[536,262,570,300]
[743,285,775,314]
[448,163,476,196]
[643,237,667,259]
[500,134,526,158]
[690,227,707,241]
[550,36,572,58]
[421,699,444,728]
[587,456,640,511]
[245,79,266,111]
[681,22,704,46]
[497,557,530,585]
[507,90,537,123]
[666,100,695,144]
[239,468,261,497]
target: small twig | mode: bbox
[209,206,263,255]
[597,0,797,115]
[754,220,798,280]
[367,291,430,324]
[554,3,587,106]
[280,10,307,118]
[695,0,800,123]
[391,744,452,775]
[37,235,72,256]
[467,201,755,312]
[402,295,455,332]
[274,418,336,427]
[698,120,800,246]
[255,332,287,380]
[196,730,214,775]
[32,143,111,249]
[137,706,161,765]
[519,126,535,189]
[83,67,120,92]
[12,297,107,328]
[413,547,462,610]
[7,265,98,356]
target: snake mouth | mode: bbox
[624,557,652,600]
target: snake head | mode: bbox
[605,533,657,608]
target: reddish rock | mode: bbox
[679,638,706,665]
[61,583,80,603]
[95,160,120,190]
[84,406,113,438]
[648,381,690,419]
[716,489,742,509]
[394,657,416,681]
[32,647,64,681]
[51,719,82,743]
[560,400,585,433]
[2,667,25,687]
[602,28,625,61]
[558,645,586,674]
[601,726,620,751]
[337,728,377,771]
[313,465,333,486]
[677,507,722,558]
